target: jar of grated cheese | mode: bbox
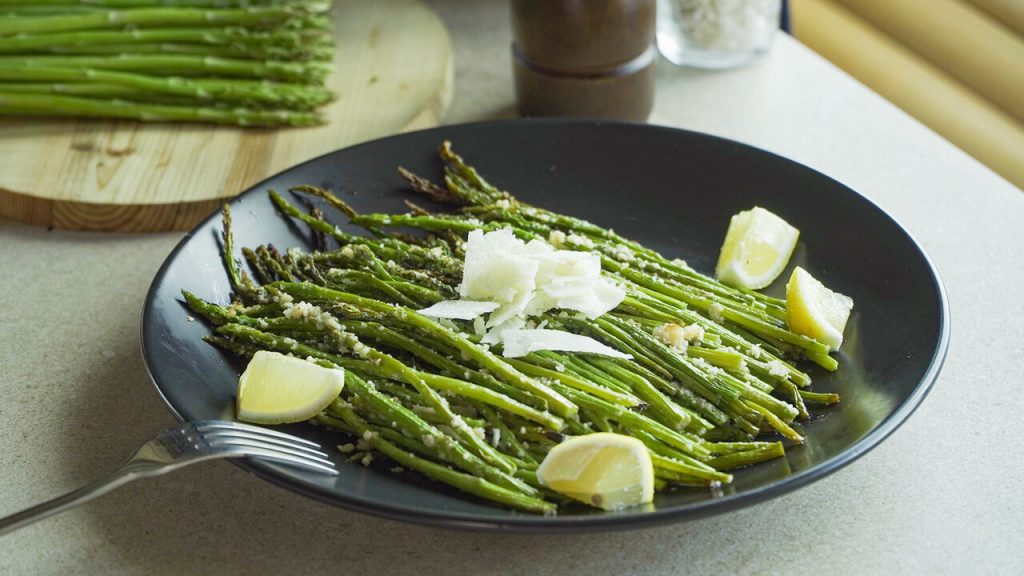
[657,0,781,69]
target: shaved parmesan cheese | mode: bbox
[481,316,526,345]
[459,229,538,325]
[459,228,626,331]
[418,300,500,320]
[500,329,631,359]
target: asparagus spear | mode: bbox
[0,0,330,7]
[0,67,335,110]
[0,28,332,55]
[10,42,333,61]
[1,55,331,83]
[0,7,329,35]
[184,142,847,511]
[0,91,321,126]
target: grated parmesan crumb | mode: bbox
[682,323,704,343]
[767,360,789,378]
[653,323,689,353]
[611,244,635,262]
[422,435,436,448]
[547,230,566,248]
[337,443,355,453]
[360,453,374,467]
[709,303,725,324]
[565,233,594,248]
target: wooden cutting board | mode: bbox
[0,0,453,232]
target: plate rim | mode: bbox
[141,118,950,532]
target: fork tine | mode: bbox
[207,437,336,467]
[198,421,321,449]
[199,427,331,458]
[230,447,338,475]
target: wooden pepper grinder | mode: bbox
[511,0,656,121]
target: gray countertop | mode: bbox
[2,1,1022,573]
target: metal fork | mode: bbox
[0,420,337,536]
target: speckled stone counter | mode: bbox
[1,1,1022,573]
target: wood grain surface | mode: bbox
[0,0,453,232]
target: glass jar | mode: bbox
[657,0,782,69]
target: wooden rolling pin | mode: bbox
[966,0,1024,36]
[834,0,1024,123]
[792,0,1024,190]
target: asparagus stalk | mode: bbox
[0,0,330,6]
[184,141,847,512]
[11,42,333,61]
[329,399,555,514]
[0,7,329,35]
[1,55,331,84]
[0,28,332,55]
[0,91,321,126]
[272,282,579,419]
[0,0,329,5]
[0,67,334,110]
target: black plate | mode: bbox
[142,119,948,532]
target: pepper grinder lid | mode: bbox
[511,0,656,121]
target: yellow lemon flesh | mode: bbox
[237,350,345,425]
[536,432,654,511]
[786,266,854,351]
[716,207,800,289]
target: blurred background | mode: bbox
[789,0,1024,191]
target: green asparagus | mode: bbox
[183,142,843,512]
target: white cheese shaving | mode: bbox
[481,316,526,345]
[500,329,632,359]
[459,228,625,330]
[417,299,500,320]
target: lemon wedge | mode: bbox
[715,207,799,289]
[535,432,654,511]
[786,267,854,351]
[237,351,345,424]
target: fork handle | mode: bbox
[0,468,136,537]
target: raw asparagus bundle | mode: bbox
[184,142,841,512]
[0,0,335,126]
